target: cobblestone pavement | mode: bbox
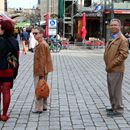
[1,48,130,130]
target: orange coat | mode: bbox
[104,34,129,73]
[33,41,53,77]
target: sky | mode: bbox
[7,0,38,9]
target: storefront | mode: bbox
[104,10,130,40]
[73,11,103,42]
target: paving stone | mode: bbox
[1,49,130,130]
[1,127,14,130]
[13,127,26,130]
[85,127,96,130]
[120,128,130,130]
[37,126,49,130]
[107,124,120,129]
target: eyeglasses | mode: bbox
[33,32,39,35]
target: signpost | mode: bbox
[48,19,57,35]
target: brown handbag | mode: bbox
[35,79,50,99]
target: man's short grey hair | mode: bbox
[34,26,44,33]
[110,18,121,26]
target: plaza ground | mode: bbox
[0,48,130,130]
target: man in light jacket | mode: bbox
[104,18,129,117]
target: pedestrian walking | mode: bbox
[0,19,19,121]
[21,28,29,54]
[104,18,129,117]
[33,27,53,113]
[29,28,37,52]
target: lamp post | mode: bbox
[35,7,41,26]
[47,0,50,13]
[63,0,65,37]
[111,0,114,19]
[71,0,74,36]
[4,0,7,11]
[31,6,36,26]
[103,0,107,41]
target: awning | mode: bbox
[105,10,130,14]
[73,12,102,18]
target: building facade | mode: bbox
[38,0,58,21]
[0,0,4,13]
[38,0,130,40]
[74,0,103,41]
[58,0,78,38]
[74,0,130,41]
[104,0,130,40]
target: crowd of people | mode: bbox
[0,21,53,121]
[47,33,70,50]
[0,18,129,122]
[14,27,72,54]
[14,26,37,54]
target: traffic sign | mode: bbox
[48,28,57,35]
[48,19,57,28]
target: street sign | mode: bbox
[48,19,57,28]
[48,28,57,35]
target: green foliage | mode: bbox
[15,22,30,27]
[50,14,58,19]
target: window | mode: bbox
[114,0,130,3]
[114,0,122,2]
[84,0,91,7]
[38,0,40,4]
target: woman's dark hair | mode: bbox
[0,19,14,36]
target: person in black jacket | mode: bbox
[0,19,19,121]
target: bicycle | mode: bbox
[49,42,62,52]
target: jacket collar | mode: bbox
[106,33,123,50]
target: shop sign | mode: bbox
[86,12,102,17]
[105,10,130,14]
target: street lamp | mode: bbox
[4,0,7,11]
[35,7,41,26]
[30,6,36,26]
[111,0,114,19]
[71,0,74,36]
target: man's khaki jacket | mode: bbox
[104,34,129,73]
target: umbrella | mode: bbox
[44,13,49,38]
[80,12,87,40]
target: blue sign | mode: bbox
[50,20,55,26]
[49,19,57,28]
